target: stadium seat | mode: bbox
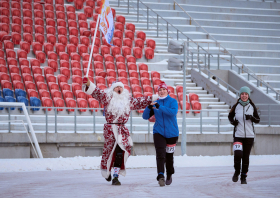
[4,40,14,50]
[122,46,132,57]
[127,63,137,72]
[77,98,88,112]
[67,12,76,21]
[56,4,65,12]
[12,23,21,34]
[69,27,79,37]
[72,83,82,96]
[32,42,43,54]
[102,37,111,47]
[167,86,175,94]
[57,74,68,85]
[78,13,87,21]
[176,86,183,94]
[55,43,65,54]
[9,66,20,74]
[43,67,54,77]
[143,85,153,94]
[82,60,93,70]
[45,10,55,19]
[0,66,7,74]
[44,43,54,55]
[42,97,53,111]
[60,68,70,80]
[169,94,177,100]
[39,90,50,100]
[113,37,122,48]
[135,38,144,50]
[71,60,81,69]
[88,98,99,112]
[60,82,71,91]
[51,90,62,99]
[78,44,88,56]
[146,39,156,50]
[30,59,41,68]
[54,98,65,111]
[116,15,125,25]
[130,77,140,86]
[17,50,28,59]
[145,47,154,59]
[34,74,45,84]
[116,62,126,71]
[94,61,104,70]
[56,11,66,20]
[152,78,162,86]
[101,45,110,57]
[4,96,16,110]
[22,2,32,9]
[30,97,41,111]
[72,75,83,85]
[21,66,31,75]
[136,31,146,41]
[57,19,66,27]
[46,18,55,27]
[19,58,29,67]
[82,53,90,61]
[125,30,134,40]
[37,82,48,90]
[79,20,88,29]
[58,35,68,46]
[59,52,70,61]
[80,36,90,47]
[118,77,128,85]
[133,47,143,59]
[76,90,87,100]
[7,58,17,67]
[57,26,67,36]
[63,90,73,100]
[126,23,135,33]
[107,70,117,78]
[72,68,82,77]
[179,101,191,113]
[71,53,81,62]
[66,5,75,12]
[115,22,124,32]
[47,34,56,45]
[151,71,160,79]
[13,16,22,26]
[115,55,125,63]
[27,89,39,99]
[48,59,58,72]
[114,30,123,40]
[111,46,121,58]
[90,28,100,38]
[103,55,113,63]
[2,1,10,9]
[66,98,76,112]
[178,93,189,102]
[95,76,106,85]
[141,78,151,86]
[68,20,78,29]
[84,6,93,18]
[48,51,58,61]
[3,88,14,98]
[6,49,16,59]
[93,54,103,62]
[60,60,69,69]
[25,81,36,92]
[126,55,136,63]
[17,96,29,111]
[0,23,9,33]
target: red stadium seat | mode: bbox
[189,93,199,103]
[67,44,77,55]
[118,77,128,85]
[63,90,73,100]
[71,60,81,69]
[126,55,136,63]
[132,85,142,94]
[23,2,32,9]
[80,36,90,47]
[78,44,88,55]
[0,66,7,74]
[129,70,139,79]
[34,3,43,10]
[102,37,111,47]
[66,98,76,112]
[141,78,151,86]
[27,89,39,99]
[71,53,81,62]
[12,32,21,45]
[4,40,14,50]
[60,60,70,69]
[145,47,154,59]
[72,68,82,77]
[51,90,62,99]
[79,20,88,29]
[111,46,121,57]
[116,62,126,71]
[95,76,106,85]
[68,36,78,48]
[44,67,54,76]
[103,54,113,63]
[95,69,107,78]
[34,10,44,19]
[0,23,9,33]
[136,31,146,41]
[7,58,17,67]
[60,83,71,91]
[37,82,48,91]
[58,53,68,62]
[82,53,90,61]
[83,68,94,77]
[57,35,68,46]
[123,38,133,48]
[133,47,143,59]
[55,0,64,5]
[35,33,45,45]
[0,15,9,25]
[30,59,41,68]
[84,6,93,18]
[130,77,139,86]
[10,66,20,75]
[13,16,22,25]
[122,46,132,57]
[107,77,117,86]
[77,98,88,112]
[135,38,145,50]
[179,101,191,113]
[12,23,21,34]
[34,74,45,84]
[91,28,100,38]
[115,22,124,32]
[125,30,134,40]
[153,78,162,86]
[46,74,57,84]
[54,98,65,111]
[78,13,87,21]
[178,93,189,102]
[69,27,79,37]
[116,15,125,25]
[55,43,65,55]
[93,54,103,62]
[66,5,75,12]
[32,42,43,54]
[19,58,29,67]
[72,83,82,97]
[6,49,16,59]
[20,41,30,54]
[0,73,9,82]
[118,70,128,78]
[1,1,10,9]
[45,10,55,19]
[23,33,33,45]
[57,74,68,84]
[11,74,21,82]
[68,20,78,29]
[176,85,183,94]
[76,90,87,100]
[146,39,156,50]
[60,68,70,80]
[57,19,67,28]
[56,4,65,12]
[72,75,83,85]
[13,8,21,18]
[25,82,36,91]
[115,55,125,63]
[48,52,58,62]
[82,61,93,70]
[167,86,175,94]
[113,37,122,48]
[0,57,5,66]
[56,11,66,20]
[95,61,104,70]
[0,50,3,58]
[151,71,160,79]
[45,18,55,27]
[58,26,67,36]
[32,66,43,76]
[114,30,123,40]
[125,22,136,34]
[67,12,76,21]
[36,51,46,63]
[17,50,28,59]
[127,63,137,72]
[47,34,56,45]
[23,24,32,34]
[90,21,98,29]
[169,93,177,100]
[48,82,59,91]
[88,98,99,112]
[13,81,24,90]
[143,85,153,94]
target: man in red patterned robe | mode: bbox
[84,78,157,185]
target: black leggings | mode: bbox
[233,137,254,174]
[153,133,178,176]
[114,144,123,168]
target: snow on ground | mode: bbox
[0,155,279,172]
[0,155,280,198]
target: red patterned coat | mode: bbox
[86,83,153,178]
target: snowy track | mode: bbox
[0,166,279,198]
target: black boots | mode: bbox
[166,174,172,185]
[232,171,240,182]
[105,174,112,182]
[241,173,247,184]
[157,174,165,187]
[112,177,121,185]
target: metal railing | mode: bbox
[0,104,279,134]
[173,0,280,100]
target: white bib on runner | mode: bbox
[166,144,176,153]
[233,142,243,151]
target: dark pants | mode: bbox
[114,144,123,168]
[153,133,178,176]
[233,137,254,174]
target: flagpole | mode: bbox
[86,14,101,77]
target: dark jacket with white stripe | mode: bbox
[228,99,260,138]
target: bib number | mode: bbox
[233,142,243,151]
[166,144,176,153]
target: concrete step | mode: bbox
[207,105,230,109]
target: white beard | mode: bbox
[105,89,131,118]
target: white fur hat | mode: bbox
[109,80,124,91]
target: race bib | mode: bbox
[233,142,243,151]
[166,144,176,153]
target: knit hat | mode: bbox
[157,81,170,94]
[239,86,251,97]
[109,80,124,91]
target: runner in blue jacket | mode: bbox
[142,82,179,187]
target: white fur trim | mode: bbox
[128,136,133,146]
[110,82,124,91]
[118,133,123,144]
[152,94,158,102]
[85,81,96,95]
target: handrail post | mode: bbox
[128,0,130,14]
[137,0,139,22]
[8,108,10,132]
[218,111,220,134]
[177,30,179,40]
[148,120,150,134]
[55,108,57,133]
[191,52,193,69]
[200,111,202,134]
[167,22,168,46]
[93,110,96,133]
[217,54,220,70]
[118,0,120,7]
[181,42,187,156]
[204,53,207,68]
[268,105,271,126]
[187,38,189,64]
[147,7,149,30]
[130,111,133,133]
[208,53,210,69]
[230,54,233,70]
[46,109,48,133]
[74,109,77,133]
[157,15,159,37]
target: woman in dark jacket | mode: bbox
[228,86,260,184]
[142,82,179,187]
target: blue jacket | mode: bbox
[142,95,179,138]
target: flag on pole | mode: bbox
[100,0,114,46]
